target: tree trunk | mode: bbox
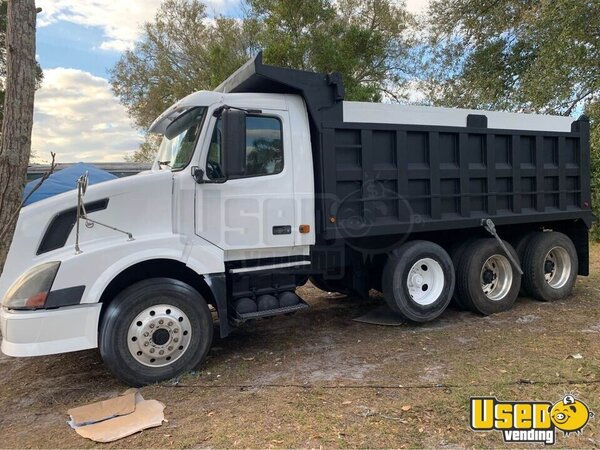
[0,0,37,275]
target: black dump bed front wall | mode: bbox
[215,53,593,242]
[320,118,593,240]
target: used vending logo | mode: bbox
[470,395,593,445]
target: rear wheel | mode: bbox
[100,278,213,386]
[455,239,521,315]
[513,231,539,296]
[448,238,477,310]
[382,240,454,322]
[522,232,578,301]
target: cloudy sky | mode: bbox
[32,0,430,163]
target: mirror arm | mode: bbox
[191,166,227,184]
[213,105,262,117]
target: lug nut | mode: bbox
[149,348,155,354]
[144,342,149,347]
[143,332,149,337]
[159,319,164,325]
[149,323,155,329]
[173,329,179,334]
[159,350,164,355]
[168,321,173,326]
[174,338,179,343]
[168,346,173,351]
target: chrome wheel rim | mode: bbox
[127,304,192,367]
[480,254,513,301]
[544,246,571,289]
[406,258,445,306]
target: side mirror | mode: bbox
[222,108,246,179]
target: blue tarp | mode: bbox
[23,162,117,206]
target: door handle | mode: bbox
[272,225,292,235]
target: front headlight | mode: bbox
[3,261,60,310]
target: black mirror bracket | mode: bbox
[191,166,205,183]
[191,166,227,184]
[213,105,262,117]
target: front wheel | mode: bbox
[382,240,455,322]
[99,278,213,386]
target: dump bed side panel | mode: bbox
[320,118,592,240]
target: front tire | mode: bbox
[382,240,454,322]
[100,278,213,386]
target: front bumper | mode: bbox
[0,303,102,357]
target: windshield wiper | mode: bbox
[158,160,171,169]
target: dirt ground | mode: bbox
[1,246,600,448]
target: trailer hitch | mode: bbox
[481,219,523,275]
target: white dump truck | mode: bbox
[0,54,593,385]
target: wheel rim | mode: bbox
[406,258,445,306]
[480,254,513,301]
[127,304,192,367]
[544,246,571,289]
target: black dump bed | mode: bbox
[217,53,594,242]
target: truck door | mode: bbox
[195,109,296,252]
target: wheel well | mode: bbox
[99,259,216,318]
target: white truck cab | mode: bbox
[0,53,592,385]
[0,87,316,382]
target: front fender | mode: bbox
[51,234,225,304]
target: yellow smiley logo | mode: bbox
[550,395,593,435]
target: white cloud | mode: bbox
[98,39,135,53]
[36,0,162,52]
[404,0,430,14]
[32,68,143,163]
[36,0,240,52]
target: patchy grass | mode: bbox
[1,245,600,448]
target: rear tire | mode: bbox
[513,231,539,296]
[100,278,213,386]
[455,239,521,315]
[382,240,454,322]
[448,238,477,310]
[522,232,578,302]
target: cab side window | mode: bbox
[206,115,283,179]
[206,120,223,179]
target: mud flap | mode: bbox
[204,273,231,338]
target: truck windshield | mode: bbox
[157,107,207,171]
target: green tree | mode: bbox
[423,0,599,114]
[124,135,162,163]
[249,0,413,101]
[111,0,415,162]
